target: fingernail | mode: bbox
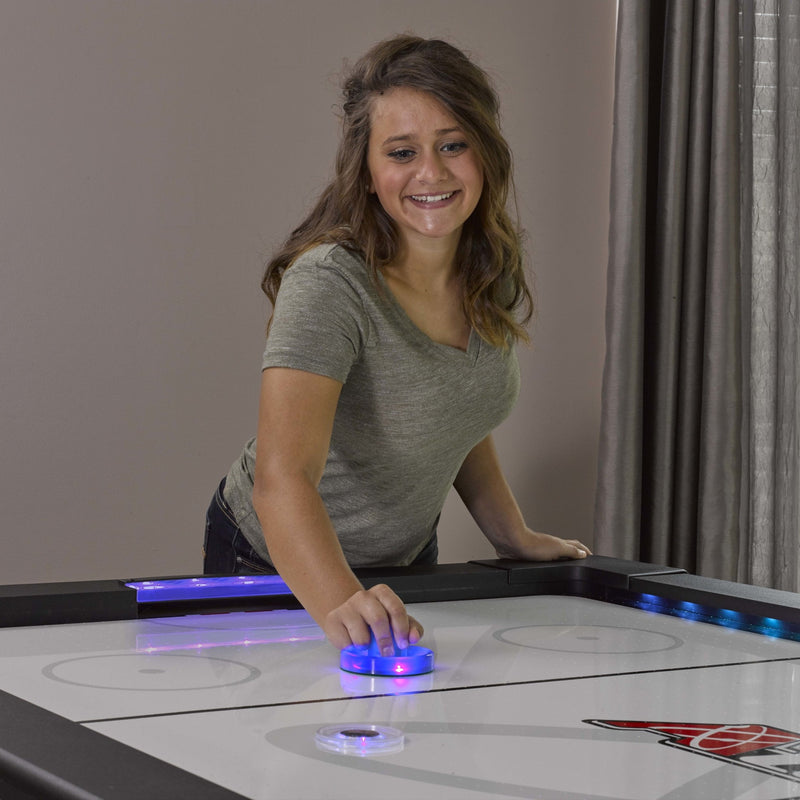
[381,645,394,657]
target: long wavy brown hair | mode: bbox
[262,35,532,348]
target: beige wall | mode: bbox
[0,0,616,584]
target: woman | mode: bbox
[204,35,591,658]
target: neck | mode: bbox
[387,235,460,291]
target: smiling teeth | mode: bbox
[410,192,455,203]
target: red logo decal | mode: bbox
[586,720,800,781]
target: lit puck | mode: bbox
[315,724,404,756]
[339,639,434,677]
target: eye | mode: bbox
[387,148,416,162]
[441,141,469,155]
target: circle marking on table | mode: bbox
[493,624,683,654]
[42,653,261,691]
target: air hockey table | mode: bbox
[2,556,800,800]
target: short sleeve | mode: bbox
[261,248,368,383]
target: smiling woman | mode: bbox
[203,35,592,660]
[0,2,615,593]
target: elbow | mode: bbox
[251,465,318,525]
[252,467,283,521]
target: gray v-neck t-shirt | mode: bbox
[224,243,520,568]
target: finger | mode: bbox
[565,541,591,559]
[335,586,395,655]
[368,584,410,652]
[382,595,412,650]
[324,590,379,650]
[324,613,366,651]
[342,615,373,649]
[370,617,396,656]
[342,590,391,651]
[407,615,424,645]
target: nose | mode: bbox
[415,150,448,184]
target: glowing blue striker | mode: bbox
[340,634,434,677]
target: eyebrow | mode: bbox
[381,127,463,147]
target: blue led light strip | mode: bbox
[630,593,800,642]
[126,575,292,603]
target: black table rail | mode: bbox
[2,557,800,641]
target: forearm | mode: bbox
[453,435,527,556]
[454,435,591,561]
[253,472,422,652]
[251,368,422,652]
[253,473,362,626]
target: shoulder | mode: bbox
[277,245,374,315]
[264,245,372,375]
[290,244,370,286]
[271,244,374,336]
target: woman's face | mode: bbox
[366,87,484,257]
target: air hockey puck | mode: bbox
[315,724,404,756]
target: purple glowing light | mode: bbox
[126,575,292,603]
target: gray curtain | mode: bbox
[595,0,742,581]
[740,0,800,590]
[596,0,800,590]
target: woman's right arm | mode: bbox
[252,366,422,655]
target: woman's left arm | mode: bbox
[453,434,592,561]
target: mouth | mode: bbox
[407,191,458,204]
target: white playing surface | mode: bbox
[2,595,800,799]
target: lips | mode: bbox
[406,190,460,209]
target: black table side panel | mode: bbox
[0,581,137,628]
[359,561,512,602]
[472,556,686,589]
[0,689,248,800]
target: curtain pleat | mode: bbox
[746,0,800,590]
[696,1,742,580]
[641,0,693,567]
[593,0,649,561]
[595,0,742,581]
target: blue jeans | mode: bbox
[203,479,277,574]
[203,478,439,575]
